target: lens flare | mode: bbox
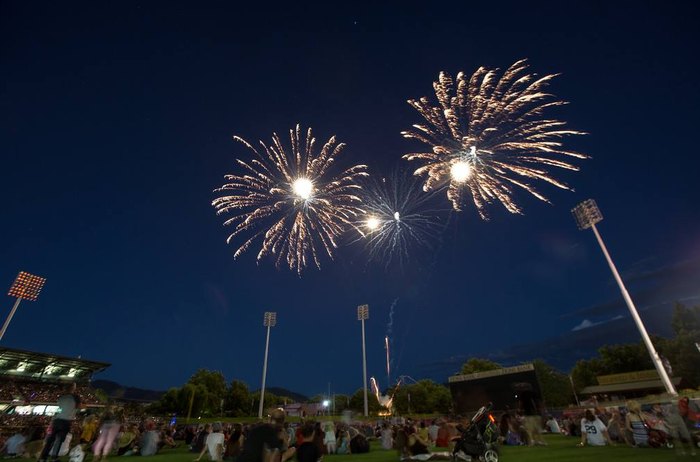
[292,178,314,200]
[366,216,381,231]
[450,161,472,183]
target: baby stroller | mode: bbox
[453,403,500,462]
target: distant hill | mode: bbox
[91,379,165,403]
[262,387,308,403]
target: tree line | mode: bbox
[146,303,699,416]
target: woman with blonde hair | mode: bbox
[625,400,649,447]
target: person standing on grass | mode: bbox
[37,383,81,462]
[92,406,122,461]
[322,422,336,454]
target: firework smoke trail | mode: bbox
[212,125,368,275]
[403,59,587,218]
[385,297,398,387]
[356,171,447,268]
[385,336,390,389]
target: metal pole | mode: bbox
[258,323,272,418]
[0,298,22,341]
[361,317,368,417]
[186,387,195,423]
[569,375,580,407]
[590,223,677,396]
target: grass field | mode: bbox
[15,434,694,462]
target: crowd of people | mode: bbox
[537,398,699,455]
[0,382,699,461]
[0,381,101,406]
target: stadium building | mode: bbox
[0,346,109,417]
[449,364,543,413]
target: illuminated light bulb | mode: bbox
[292,178,314,200]
[366,217,380,230]
[451,160,472,183]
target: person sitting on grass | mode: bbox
[625,401,649,447]
[335,428,350,455]
[195,422,224,462]
[237,409,296,462]
[140,419,161,456]
[397,426,451,461]
[296,423,320,462]
[578,409,612,447]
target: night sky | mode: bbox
[2,2,699,397]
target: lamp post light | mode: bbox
[572,199,677,396]
[258,311,277,418]
[1,271,46,341]
[357,304,369,417]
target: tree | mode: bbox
[671,302,700,334]
[458,358,502,375]
[391,380,452,414]
[349,389,382,414]
[333,394,350,412]
[224,380,251,417]
[532,360,572,407]
[570,357,603,392]
[187,369,227,416]
[659,303,700,388]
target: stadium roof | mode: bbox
[0,347,110,382]
[580,377,682,395]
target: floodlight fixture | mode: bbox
[259,311,277,418]
[572,199,677,396]
[2,271,46,341]
[357,304,369,416]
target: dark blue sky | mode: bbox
[1,1,699,396]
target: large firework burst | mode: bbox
[212,125,368,274]
[356,170,446,269]
[402,59,587,218]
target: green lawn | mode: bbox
[16,434,693,462]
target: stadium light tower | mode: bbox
[1,272,46,341]
[258,311,277,419]
[572,199,677,396]
[357,304,369,417]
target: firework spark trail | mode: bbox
[385,297,398,387]
[212,125,368,275]
[402,59,588,218]
[356,171,447,268]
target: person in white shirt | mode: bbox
[579,409,612,447]
[196,423,225,461]
[545,415,561,434]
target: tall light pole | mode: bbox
[572,199,677,396]
[357,304,369,417]
[1,272,46,341]
[258,311,277,418]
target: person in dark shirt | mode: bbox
[237,409,295,462]
[295,423,319,462]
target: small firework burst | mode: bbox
[356,170,446,268]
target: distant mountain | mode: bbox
[91,379,165,403]
[262,387,308,403]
